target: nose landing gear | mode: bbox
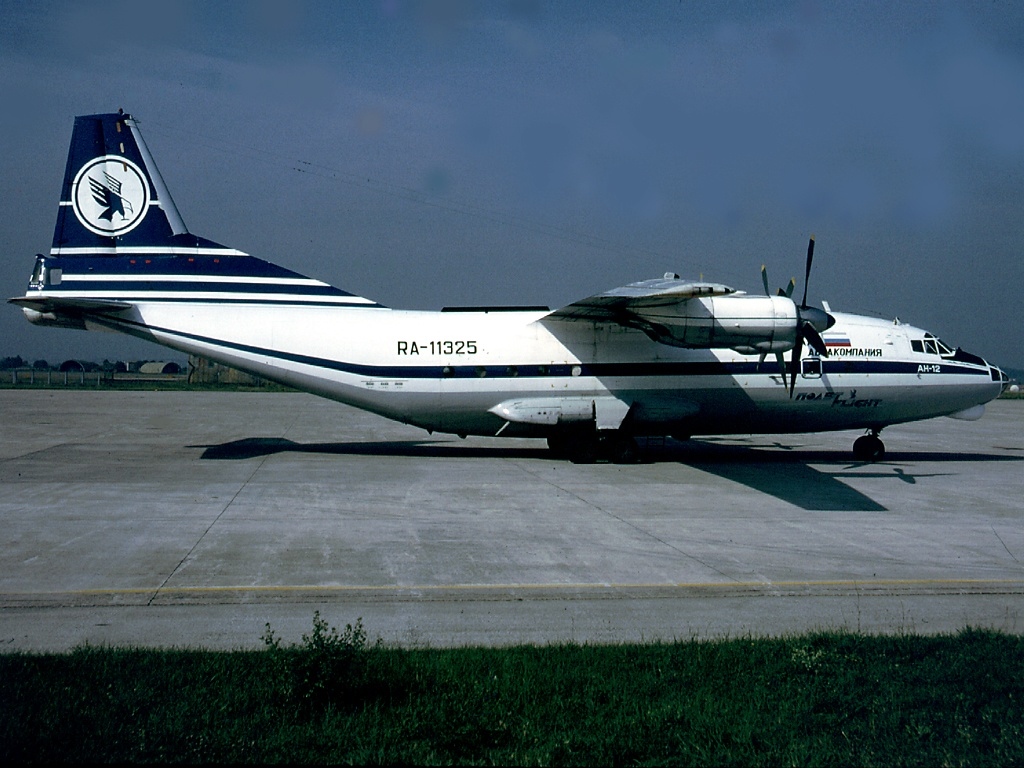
[852,430,885,462]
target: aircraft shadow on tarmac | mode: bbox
[192,437,1023,513]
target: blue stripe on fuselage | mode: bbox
[97,314,991,381]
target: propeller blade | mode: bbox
[761,265,770,297]
[788,334,803,398]
[801,235,815,308]
[801,322,829,358]
[758,350,788,389]
[775,280,795,298]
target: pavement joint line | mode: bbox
[149,413,306,605]
[147,451,274,605]
[992,527,1020,563]
[6,578,1024,598]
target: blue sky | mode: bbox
[2,1,1023,369]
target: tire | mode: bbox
[568,437,600,464]
[547,434,571,459]
[853,435,885,462]
[604,433,640,464]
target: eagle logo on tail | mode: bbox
[88,171,135,222]
[71,156,150,237]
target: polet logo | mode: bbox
[71,156,150,237]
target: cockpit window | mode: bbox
[912,335,955,357]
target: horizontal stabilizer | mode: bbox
[9,296,133,313]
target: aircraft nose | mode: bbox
[991,364,1010,389]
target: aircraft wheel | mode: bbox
[604,433,640,464]
[853,434,885,462]
[557,434,602,462]
[569,442,598,466]
[549,430,601,463]
[546,434,571,459]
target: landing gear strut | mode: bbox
[852,430,885,462]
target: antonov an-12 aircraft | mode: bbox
[11,111,1009,462]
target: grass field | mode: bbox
[2,617,1022,765]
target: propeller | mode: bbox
[762,235,836,397]
[759,265,794,390]
[761,265,795,299]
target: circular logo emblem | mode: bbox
[71,155,150,237]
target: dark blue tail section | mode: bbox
[13,110,383,319]
[53,111,226,253]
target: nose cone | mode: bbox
[974,356,1011,399]
[992,364,1011,390]
[799,305,835,333]
[956,349,1009,389]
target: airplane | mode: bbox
[11,111,1009,463]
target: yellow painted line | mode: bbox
[4,577,1024,598]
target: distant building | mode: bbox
[138,361,182,375]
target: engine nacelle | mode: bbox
[632,295,798,352]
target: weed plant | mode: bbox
[2,621,1022,765]
[262,611,371,711]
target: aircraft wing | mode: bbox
[544,276,737,323]
[540,276,803,352]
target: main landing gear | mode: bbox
[547,430,640,464]
[852,430,885,462]
[550,429,889,463]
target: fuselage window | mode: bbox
[911,339,924,353]
[801,357,822,378]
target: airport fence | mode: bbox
[3,369,190,388]
[0,368,288,391]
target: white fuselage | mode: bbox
[78,300,1002,439]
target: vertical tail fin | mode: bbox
[52,111,205,253]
